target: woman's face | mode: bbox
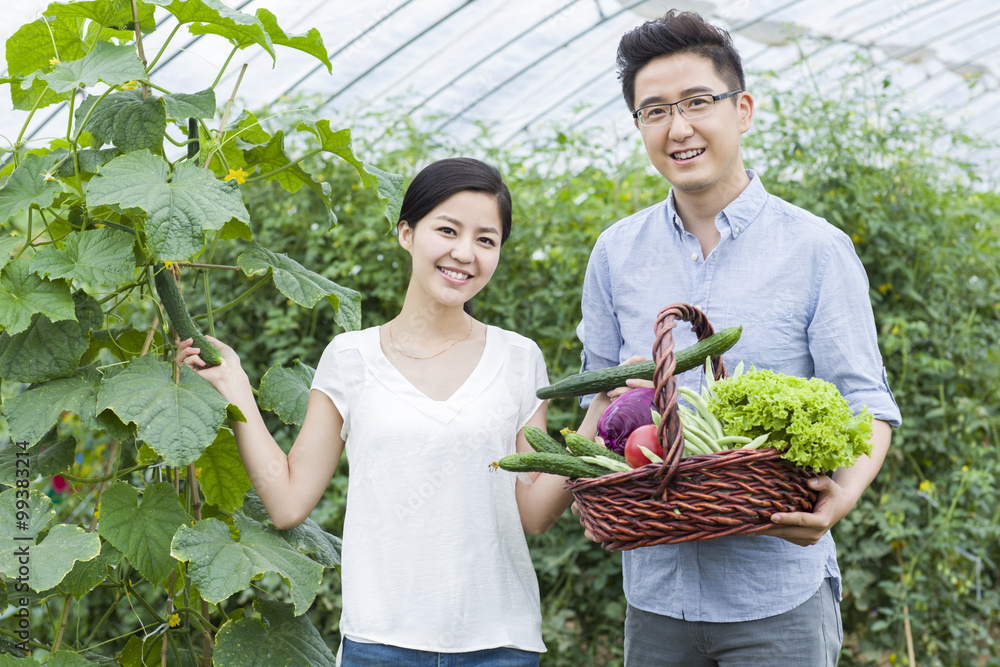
[398,190,503,309]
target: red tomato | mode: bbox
[623,424,664,468]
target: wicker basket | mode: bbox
[566,303,819,551]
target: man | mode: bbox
[577,10,902,666]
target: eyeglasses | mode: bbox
[632,90,743,126]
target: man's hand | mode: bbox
[765,475,856,547]
[608,355,652,399]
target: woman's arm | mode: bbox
[177,337,345,529]
[514,392,612,536]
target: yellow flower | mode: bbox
[121,81,138,90]
[169,613,180,628]
[49,57,60,66]
[224,168,248,184]
[163,260,173,270]
[891,325,900,335]
[919,479,933,494]
[94,505,100,520]
[878,283,892,294]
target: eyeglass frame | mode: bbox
[631,89,743,126]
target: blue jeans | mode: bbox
[624,578,843,666]
[340,638,540,667]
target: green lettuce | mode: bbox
[709,369,873,472]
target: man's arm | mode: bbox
[766,418,892,546]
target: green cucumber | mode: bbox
[492,452,609,478]
[561,430,627,463]
[153,264,223,367]
[537,326,742,399]
[523,425,568,455]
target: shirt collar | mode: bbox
[664,169,768,239]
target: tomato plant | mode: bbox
[0,1,401,664]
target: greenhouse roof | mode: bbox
[3,0,999,173]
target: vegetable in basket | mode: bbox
[595,387,656,454]
[709,368,873,472]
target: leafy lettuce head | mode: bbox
[709,369,873,472]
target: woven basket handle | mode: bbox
[651,304,726,497]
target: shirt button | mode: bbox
[734,226,741,235]
[691,252,698,261]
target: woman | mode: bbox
[177,157,611,666]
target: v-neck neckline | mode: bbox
[365,325,502,420]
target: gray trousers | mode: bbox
[624,579,842,666]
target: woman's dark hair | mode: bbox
[398,157,512,315]
[617,10,745,112]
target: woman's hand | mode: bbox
[175,336,247,401]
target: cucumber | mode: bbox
[537,326,742,399]
[523,425,568,455]
[152,264,223,367]
[561,430,627,463]
[492,452,609,478]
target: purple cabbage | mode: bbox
[596,387,656,454]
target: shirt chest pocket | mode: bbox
[724,296,797,373]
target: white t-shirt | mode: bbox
[311,324,549,653]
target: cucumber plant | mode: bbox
[0,1,402,664]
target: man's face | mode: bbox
[633,52,753,198]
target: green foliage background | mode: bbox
[204,71,999,665]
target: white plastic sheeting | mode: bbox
[2,0,998,172]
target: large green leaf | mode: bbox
[366,163,405,227]
[58,539,122,599]
[0,489,99,592]
[96,482,191,586]
[96,356,230,467]
[41,41,148,93]
[0,431,76,485]
[213,598,337,667]
[151,0,274,59]
[258,360,314,426]
[170,513,322,615]
[31,226,136,286]
[237,242,361,330]
[0,153,64,223]
[0,258,76,335]
[194,429,251,514]
[1,365,104,446]
[86,151,249,261]
[162,89,216,121]
[256,9,331,72]
[0,290,103,383]
[75,91,166,153]
[241,492,341,569]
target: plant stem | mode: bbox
[210,46,240,91]
[130,0,149,100]
[187,463,213,666]
[146,24,182,72]
[72,87,114,142]
[202,63,248,168]
[176,262,239,271]
[62,463,152,485]
[244,147,323,184]
[52,595,73,651]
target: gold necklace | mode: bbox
[388,317,474,360]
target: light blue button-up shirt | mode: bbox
[579,171,902,622]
